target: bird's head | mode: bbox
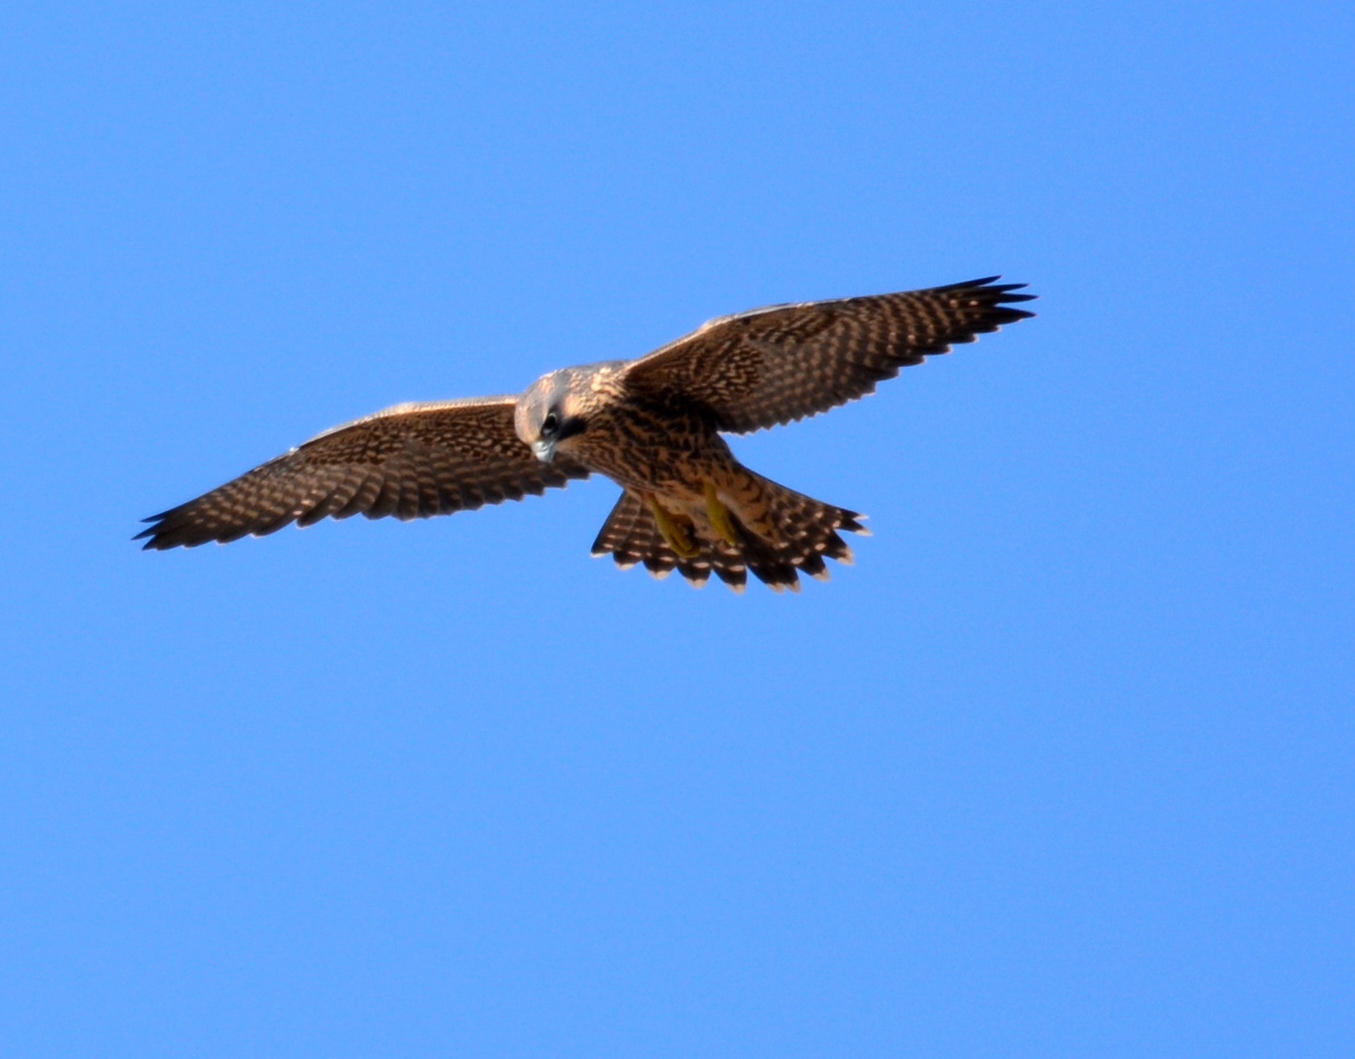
[515,366,595,462]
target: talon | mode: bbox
[646,495,701,558]
[703,481,740,546]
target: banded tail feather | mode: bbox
[590,475,866,593]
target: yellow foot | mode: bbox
[646,495,701,558]
[703,481,740,546]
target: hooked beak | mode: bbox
[532,439,557,463]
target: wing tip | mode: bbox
[134,515,176,549]
[946,274,1037,300]
[962,275,1039,317]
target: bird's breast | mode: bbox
[568,405,730,494]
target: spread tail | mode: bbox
[590,477,866,593]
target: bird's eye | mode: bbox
[541,412,559,436]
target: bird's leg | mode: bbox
[646,494,700,559]
[703,481,740,546]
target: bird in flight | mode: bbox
[138,276,1034,591]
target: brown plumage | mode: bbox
[138,276,1035,591]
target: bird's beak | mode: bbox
[532,439,557,463]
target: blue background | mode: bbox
[3,2,1352,1055]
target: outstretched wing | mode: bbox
[136,396,589,549]
[621,277,1035,434]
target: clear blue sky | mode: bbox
[3,2,1352,1056]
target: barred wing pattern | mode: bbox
[622,277,1034,433]
[137,397,589,549]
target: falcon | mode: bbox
[138,276,1035,591]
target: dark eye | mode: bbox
[541,411,559,436]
